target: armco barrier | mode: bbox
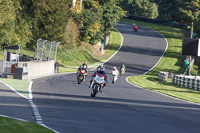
[172,75,200,91]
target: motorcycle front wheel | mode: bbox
[112,77,114,84]
[91,84,99,97]
[77,76,82,84]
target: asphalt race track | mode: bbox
[32,23,200,133]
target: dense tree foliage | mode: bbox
[0,0,31,47]
[1,0,199,49]
[121,0,200,36]
[73,0,124,44]
[120,0,159,19]
[0,0,123,49]
[152,0,200,35]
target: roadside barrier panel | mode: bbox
[158,71,168,82]
[17,60,55,80]
[172,75,200,91]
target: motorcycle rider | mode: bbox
[110,66,119,76]
[77,62,88,79]
[97,64,104,72]
[120,64,126,74]
[133,23,138,32]
[89,67,107,91]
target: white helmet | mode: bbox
[113,66,116,70]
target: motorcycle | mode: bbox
[120,67,126,75]
[77,69,87,84]
[110,70,118,84]
[90,74,105,97]
[133,25,138,32]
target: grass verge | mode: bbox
[58,28,122,73]
[0,78,30,98]
[0,116,53,133]
[0,26,122,132]
[121,18,200,104]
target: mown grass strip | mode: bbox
[0,116,53,133]
[58,28,122,73]
[0,78,30,98]
[121,18,200,104]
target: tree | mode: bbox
[179,0,200,24]
[29,0,71,46]
[120,0,159,19]
[0,0,16,46]
[0,0,31,47]
[73,0,124,44]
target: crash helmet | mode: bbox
[122,64,125,67]
[99,67,104,74]
[113,66,116,70]
[84,61,87,65]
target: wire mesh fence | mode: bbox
[35,39,60,61]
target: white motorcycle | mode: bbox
[110,70,118,84]
[90,74,105,97]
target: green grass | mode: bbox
[0,25,122,133]
[0,116,53,133]
[58,67,77,73]
[104,29,122,57]
[0,78,30,98]
[58,28,122,73]
[121,18,200,104]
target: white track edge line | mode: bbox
[141,29,168,75]
[54,27,124,75]
[40,124,60,133]
[0,114,28,122]
[124,27,200,106]
[90,28,124,71]
[0,81,28,99]
[126,76,200,106]
[28,81,59,133]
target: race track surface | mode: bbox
[32,23,200,133]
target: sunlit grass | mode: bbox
[0,116,53,133]
[122,19,200,104]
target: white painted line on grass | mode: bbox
[0,81,28,99]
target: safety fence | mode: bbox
[35,39,60,61]
[172,75,200,91]
[158,71,169,82]
[159,71,200,91]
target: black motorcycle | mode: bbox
[77,69,87,84]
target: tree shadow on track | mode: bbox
[31,91,200,111]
